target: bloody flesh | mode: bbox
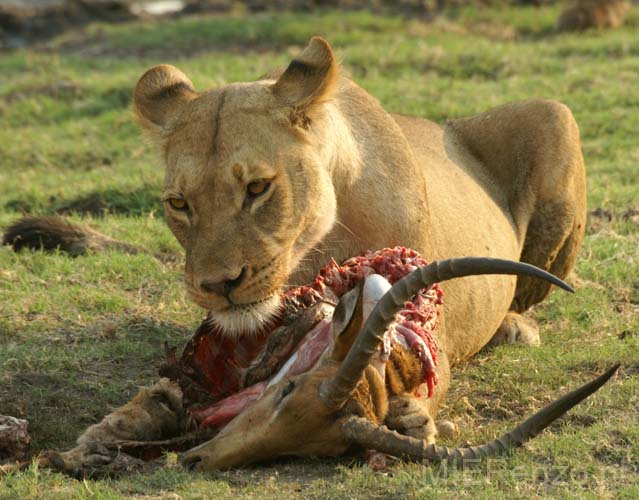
[161,247,443,428]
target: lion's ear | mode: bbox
[133,64,196,139]
[272,36,338,111]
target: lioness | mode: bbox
[131,36,584,351]
[130,36,585,445]
[8,36,586,468]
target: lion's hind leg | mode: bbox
[490,202,585,348]
[511,199,585,314]
[451,99,587,347]
[490,196,585,348]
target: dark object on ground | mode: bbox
[0,415,31,462]
[587,207,639,232]
[37,430,216,478]
[558,0,630,31]
[3,215,137,256]
[39,442,154,479]
[2,215,178,262]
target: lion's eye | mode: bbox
[244,180,272,209]
[247,180,270,197]
[167,198,188,211]
[278,380,295,403]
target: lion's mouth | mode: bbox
[203,294,283,338]
[185,280,283,337]
[226,295,278,310]
[186,283,272,307]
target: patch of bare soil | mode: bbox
[215,458,343,488]
[0,317,188,450]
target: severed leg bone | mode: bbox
[40,378,187,478]
[77,378,186,445]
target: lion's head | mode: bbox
[133,38,356,336]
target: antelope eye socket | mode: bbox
[167,198,188,211]
[280,380,295,400]
[246,180,271,197]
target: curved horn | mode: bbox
[342,364,619,464]
[319,257,573,410]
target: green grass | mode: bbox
[1,4,638,499]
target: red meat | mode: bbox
[160,247,443,428]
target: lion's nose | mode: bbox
[200,266,247,297]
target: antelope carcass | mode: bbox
[180,257,618,470]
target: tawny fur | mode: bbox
[129,37,586,363]
[385,348,425,396]
[558,0,630,31]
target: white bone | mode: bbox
[362,274,392,319]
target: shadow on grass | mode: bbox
[5,185,162,218]
[0,316,192,450]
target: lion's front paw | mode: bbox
[435,419,457,440]
[385,395,436,444]
[488,312,540,348]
